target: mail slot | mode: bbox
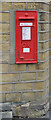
[15,11,38,64]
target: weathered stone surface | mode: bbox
[2,73,19,82]
[13,2,25,9]
[2,84,12,92]
[11,101,49,118]
[21,73,36,81]
[0,1,49,105]
[27,3,38,10]
[0,35,10,42]
[0,111,12,118]
[2,2,12,11]
[6,93,21,102]
[9,64,26,72]
[39,24,49,31]
[0,103,11,111]
[39,33,49,41]
[0,64,8,72]
[1,24,10,33]
[0,52,9,62]
[39,51,49,61]
[22,92,34,102]
[39,13,49,21]
[15,83,32,91]
[37,69,49,80]
[1,13,10,22]
[34,81,45,90]
[0,101,49,118]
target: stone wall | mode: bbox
[49,1,51,104]
[0,2,49,107]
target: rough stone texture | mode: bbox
[2,2,12,11]
[21,73,36,81]
[49,2,51,105]
[39,42,49,51]
[6,93,21,102]
[0,35,10,43]
[27,3,49,11]
[39,24,49,31]
[39,13,49,21]
[9,64,26,72]
[11,102,49,118]
[0,103,11,111]
[38,69,49,80]
[14,83,32,91]
[13,2,26,9]
[0,111,12,119]
[0,2,49,118]
[1,24,10,33]
[0,101,49,118]
[0,64,8,72]
[34,81,46,90]
[39,33,49,41]
[2,73,19,82]
[39,51,49,61]
[1,43,10,51]
[0,13,10,22]
[1,52,10,62]
[2,84,12,92]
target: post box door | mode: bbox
[15,11,38,64]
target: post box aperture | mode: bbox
[15,11,38,64]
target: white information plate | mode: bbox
[20,23,32,26]
[23,48,30,53]
[22,27,31,40]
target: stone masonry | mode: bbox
[0,1,50,118]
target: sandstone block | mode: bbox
[39,41,49,51]
[0,24,10,33]
[9,64,26,72]
[2,73,19,82]
[21,72,36,81]
[0,64,8,72]
[27,3,38,10]
[39,33,49,41]
[28,64,37,71]
[13,3,25,9]
[0,35,10,42]
[37,69,49,80]
[0,13,10,22]
[39,51,49,61]
[0,2,2,11]
[49,32,51,39]
[6,93,20,102]
[22,92,34,102]
[34,81,45,90]
[28,60,49,71]
[39,24,49,31]
[2,2,12,11]
[0,43,10,51]
[34,91,45,104]
[38,3,49,11]
[0,94,5,102]
[15,83,32,91]
[0,74,2,82]
[1,84,12,92]
[0,53,9,62]
[39,13,49,21]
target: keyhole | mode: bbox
[21,42,22,44]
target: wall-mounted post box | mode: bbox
[15,11,38,64]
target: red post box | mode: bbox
[15,11,38,64]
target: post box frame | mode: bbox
[10,10,39,64]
